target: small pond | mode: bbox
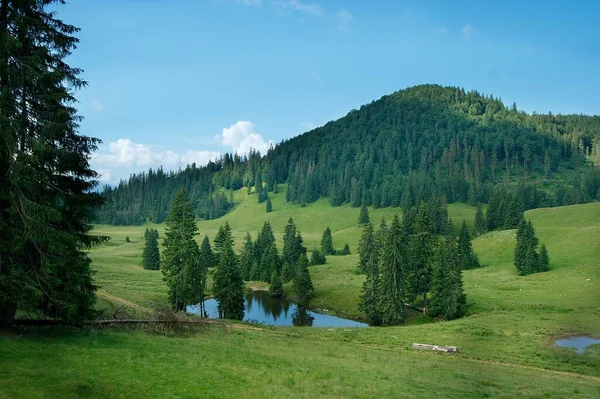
[554,336,600,354]
[187,290,368,328]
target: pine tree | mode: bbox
[125,236,131,243]
[538,244,550,272]
[213,223,244,320]
[358,223,376,273]
[429,237,467,320]
[486,189,503,231]
[310,248,326,265]
[457,221,480,270]
[514,219,529,275]
[341,243,350,255]
[269,271,284,298]
[379,215,406,325]
[143,229,161,270]
[358,223,381,325]
[162,188,203,311]
[321,227,334,255]
[282,218,300,266]
[504,194,524,229]
[406,203,434,309]
[239,233,255,280]
[200,235,216,269]
[473,203,486,236]
[293,253,313,305]
[358,204,370,225]
[265,198,272,213]
[0,0,107,327]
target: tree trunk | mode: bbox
[0,302,17,328]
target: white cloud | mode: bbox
[462,24,473,39]
[217,121,273,155]
[90,99,104,111]
[272,0,324,16]
[337,8,353,28]
[91,139,220,184]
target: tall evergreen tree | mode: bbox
[358,223,381,325]
[239,233,255,280]
[429,237,467,320]
[213,221,233,259]
[310,248,326,265]
[457,221,480,270]
[0,0,107,326]
[504,193,525,229]
[143,229,161,270]
[162,188,204,311]
[358,204,370,225]
[473,203,487,236]
[213,223,244,320]
[358,222,376,274]
[379,215,406,325]
[407,203,434,309]
[538,244,550,272]
[321,226,334,255]
[486,189,503,231]
[269,271,284,298]
[514,219,530,275]
[293,253,313,305]
[265,198,272,213]
[199,235,216,269]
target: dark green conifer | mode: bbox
[358,223,376,274]
[457,221,480,270]
[358,204,370,225]
[321,227,334,255]
[143,229,161,270]
[538,244,550,272]
[213,223,244,320]
[310,248,326,265]
[504,194,524,229]
[293,253,314,305]
[379,215,406,325]
[239,233,255,280]
[474,203,486,236]
[269,271,284,298]
[266,198,272,213]
[429,237,467,320]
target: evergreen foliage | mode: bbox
[214,222,234,260]
[457,221,480,270]
[504,193,525,229]
[310,248,326,265]
[266,198,272,213]
[142,229,160,270]
[213,223,244,320]
[406,203,435,308]
[0,0,107,326]
[340,243,351,255]
[125,236,131,243]
[357,223,377,274]
[358,204,370,225]
[268,271,284,298]
[429,237,467,320]
[239,233,255,281]
[200,235,216,270]
[161,188,206,311]
[321,227,334,255]
[514,220,549,275]
[293,253,313,305]
[379,216,406,325]
[473,203,487,236]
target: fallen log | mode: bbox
[412,343,460,353]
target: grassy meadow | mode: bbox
[1,187,600,398]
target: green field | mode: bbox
[1,188,599,398]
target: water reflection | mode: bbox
[187,290,367,328]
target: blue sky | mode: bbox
[58,0,600,184]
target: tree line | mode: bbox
[96,85,600,227]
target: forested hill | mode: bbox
[95,84,600,225]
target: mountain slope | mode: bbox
[96,84,600,225]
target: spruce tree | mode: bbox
[457,221,480,270]
[213,221,233,258]
[266,198,272,213]
[162,188,203,311]
[200,235,216,269]
[504,194,524,229]
[239,233,255,280]
[429,237,467,320]
[310,248,326,265]
[538,244,550,272]
[358,223,376,274]
[341,243,350,255]
[321,227,334,255]
[514,219,529,275]
[358,204,370,225]
[379,215,406,325]
[406,203,434,309]
[486,189,503,231]
[143,229,161,270]
[293,253,313,305]
[125,236,131,243]
[473,203,486,236]
[358,223,381,325]
[269,271,284,298]
[213,223,244,320]
[282,218,300,266]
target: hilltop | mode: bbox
[95,84,600,225]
